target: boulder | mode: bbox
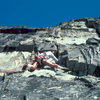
[34,40,57,52]
[58,38,100,76]
[85,18,100,36]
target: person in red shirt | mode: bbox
[28,51,59,71]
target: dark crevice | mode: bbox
[0,27,46,34]
[93,66,100,77]
[23,95,27,100]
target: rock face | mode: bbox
[58,38,100,76]
[0,17,100,100]
[0,73,100,100]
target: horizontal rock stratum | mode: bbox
[0,18,100,100]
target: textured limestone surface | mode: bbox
[0,18,100,100]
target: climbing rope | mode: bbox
[0,60,34,73]
[0,51,36,73]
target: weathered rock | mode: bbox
[34,41,57,52]
[0,52,31,72]
[0,17,100,100]
[58,38,100,76]
[0,73,100,100]
[85,18,100,36]
[0,26,46,34]
[0,18,100,75]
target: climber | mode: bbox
[26,51,66,71]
